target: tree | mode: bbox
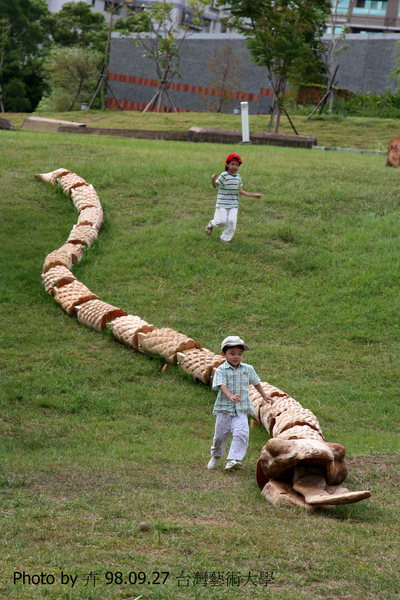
[0,0,52,112]
[129,0,206,112]
[202,39,244,113]
[87,3,152,110]
[0,19,10,112]
[220,0,331,132]
[314,0,351,115]
[50,1,108,52]
[37,46,102,111]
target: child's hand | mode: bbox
[264,396,274,405]
[230,393,241,403]
[211,173,217,181]
[254,193,262,199]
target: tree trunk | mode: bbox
[328,88,334,115]
[274,106,282,133]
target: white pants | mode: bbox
[211,412,249,461]
[210,207,238,242]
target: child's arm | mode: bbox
[219,384,241,403]
[239,188,262,199]
[211,173,218,189]
[253,383,274,405]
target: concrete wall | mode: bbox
[331,33,400,94]
[108,33,274,114]
[108,32,400,113]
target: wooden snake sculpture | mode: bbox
[36,167,372,510]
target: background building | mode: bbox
[332,0,400,33]
[46,0,230,28]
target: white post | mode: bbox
[240,101,250,144]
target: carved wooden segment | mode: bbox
[77,206,104,231]
[250,382,289,423]
[67,224,98,247]
[261,397,303,434]
[261,479,309,509]
[386,137,400,167]
[34,168,70,185]
[325,443,348,485]
[256,457,269,489]
[319,487,372,505]
[41,265,77,296]
[252,396,302,435]
[70,184,102,212]
[177,348,225,384]
[292,465,372,506]
[292,465,327,502]
[272,407,323,439]
[276,425,324,442]
[260,437,335,481]
[138,327,202,364]
[76,299,127,331]
[250,382,289,403]
[54,280,99,315]
[58,173,88,195]
[109,315,155,349]
[42,243,85,273]
[210,364,223,381]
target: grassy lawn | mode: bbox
[1,126,400,600]
[3,109,400,151]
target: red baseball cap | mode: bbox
[226,153,242,165]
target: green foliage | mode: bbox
[37,46,102,111]
[219,0,330,132]
[287,40,327,93]
[49,0,108,53]
[340,91,400,118]
[221,0,330,81]
[297,90,400,119]
[0,0,52,111]
[2,77,30,111]
[113,11,152,35]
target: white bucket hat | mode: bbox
[221,336,250,352]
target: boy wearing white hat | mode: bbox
[207,336,273,471]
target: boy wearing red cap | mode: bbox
[205,153,262,242]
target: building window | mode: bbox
[181,10,203,30]
[353,0,387,16]
[202,18,211,32]
[333,0,351,14]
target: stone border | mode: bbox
[57,125,317,148]
[313,146,386,155]
[22,116,86,132]
[58,126,187,141]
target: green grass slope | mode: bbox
[1,129,400,599]
[3,109,400,150]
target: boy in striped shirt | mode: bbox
[207,336,273,471]
[205,153,262,243]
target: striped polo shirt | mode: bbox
[215,171,242,208]
[212,361,260,416]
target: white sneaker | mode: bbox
[207,456,220,470]
[225,460,244,471]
